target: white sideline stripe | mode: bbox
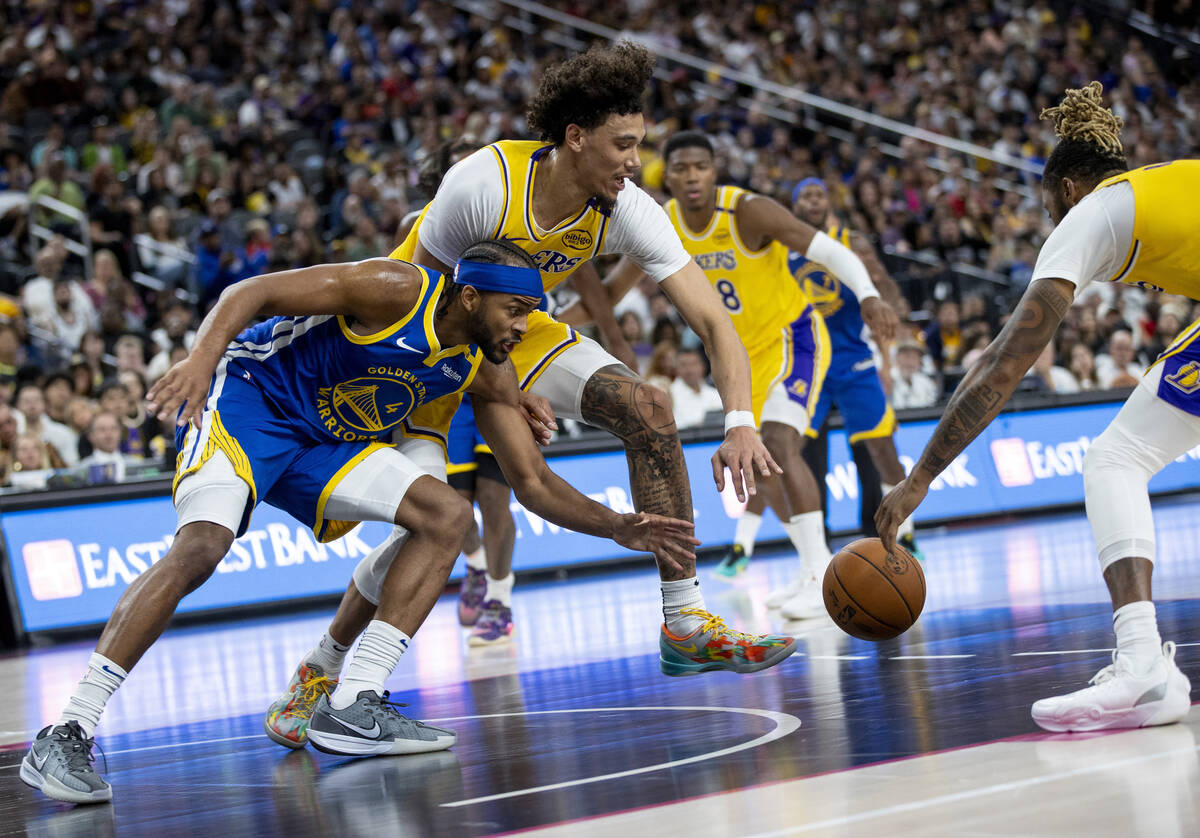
[805,655,870,660]
[889,654,975,660]
[1012,649,1114,656]
[741,743,1200,836]
[0,733,265,771]
[439,706,801,808]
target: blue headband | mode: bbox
[453,259,543,299]
[791,177,826,205]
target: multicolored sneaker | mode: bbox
[899,533,924,562]
[659,609,797,676]
[20,721,111,804]
[457,567,487,627]
[713,544,749,579]
[468,600,515,646]
[265,662,338,749]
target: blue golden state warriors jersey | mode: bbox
[224,266,483,444]
[789,224,873,376]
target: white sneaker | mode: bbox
[765,575,805,609]
[780,576,826,621]
[1031,642,1192,733]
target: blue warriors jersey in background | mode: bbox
[789,224,873,377]
[790,224,895,442]
[225,267,481,445]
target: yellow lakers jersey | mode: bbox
[391,140,612,293]
[1095,160,1200,299]
[665,185,809,352]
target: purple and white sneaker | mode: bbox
[468,600,514,646]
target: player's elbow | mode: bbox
[508,464,551,510]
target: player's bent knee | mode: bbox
[1083,426,1153,482]
[761,421,802,457]
[166,522,235,589]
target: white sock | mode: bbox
[58,653,126,737]
[786,511,832,578]
[485,572,514,606]
[662,577,706,635]
[465,546,487,571]
[734,512,762,557]
[1113,600,1162,674]
[305,631,352,678]
[331,620,410,710]
[882,483,915,539]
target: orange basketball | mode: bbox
[823,538,925,641]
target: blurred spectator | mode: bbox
[670,348,722,429]
[8,431,64,490]
[29,153,84,232]
[66,396,97,459]
[1069,344,1101,392]
[135,207,190,287]
[30,123,78,171]
[80,117,128,175]
[268,163,306,215]
[42,372,73,425]
[194,220,249,306]
[922,300,963,369]
[80,411,130,482]
[1143,301,1189,362]
[14,383,76,465]
[22,241,92,325]
[114,333,147,376]
[87,250,146,336]
[41,276,98,354]
[0,402,18,484]
[1030,344,1080,394]
[1096,329,1143,388]
[73,331,112,396]
[114,370,163,461]
[644,341,677,392]
[892,341,939,409]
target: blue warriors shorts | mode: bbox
[750,309,831,431]
[173,362,393,542]
[445,395,507,490]
[807,358,896,443]
[1153,316,1200,416]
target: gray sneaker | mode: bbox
[306,690,456,757]
[20,721,112,804]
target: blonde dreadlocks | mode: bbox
[1040,81,1128,186]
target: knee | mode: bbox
[165,529,232,590]
[761,422,799,457]
[626,381,677,441]
[413,493,474,553]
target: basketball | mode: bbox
[823,538,925,641]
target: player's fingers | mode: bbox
[711,454,725,493]
[739,453,757,498]
[655,547,684,573]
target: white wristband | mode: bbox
[724,410,756,435]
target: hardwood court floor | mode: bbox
[3,496,1199,836]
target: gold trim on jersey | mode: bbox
[172,409,257,505]
[848,404,897,444]
[488,145,510,239]
[337,267,431,345]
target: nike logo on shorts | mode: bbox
[329,714,382,739]
[396,336,420,352]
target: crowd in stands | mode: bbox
[0,0,1196,484]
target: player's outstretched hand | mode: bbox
[612,512,699,572]
[518,391,557,446]
[875,477,928,554]
[861,297,899,346]
[711,426,782,502]
[147,357,212,429]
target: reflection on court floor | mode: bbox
[3,496,1199,836]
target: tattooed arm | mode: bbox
[875,278,1074,552]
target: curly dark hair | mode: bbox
[527,41,655,145]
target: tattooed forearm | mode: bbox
[915,279,1073,482]
[581,367,696,581]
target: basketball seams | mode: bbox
[829,562,904,633]
[844,547,917,624]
